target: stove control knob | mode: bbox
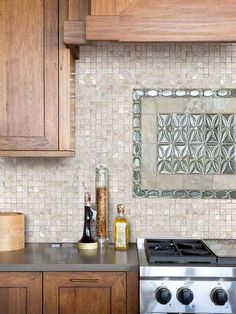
[211,288,228,306]
[155,287,172,304]
[177,287,194,305]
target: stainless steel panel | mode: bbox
[140,279,236,314]
[140,265,236,278]
[204,239,236,257]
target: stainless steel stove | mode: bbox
[138,238,236,314]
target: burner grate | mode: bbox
[145,239,217,264]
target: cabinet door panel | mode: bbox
[44,272,126,314]
[59,287,110,314]
[0,272,42,314]
[0,0,58,150]
[5,0,44,137]
[0,287,27,314]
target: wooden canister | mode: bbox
[0,212,24,251]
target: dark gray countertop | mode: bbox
[0,243,138,272]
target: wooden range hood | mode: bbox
[64,0,236,45]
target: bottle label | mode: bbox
[116,222,126,247]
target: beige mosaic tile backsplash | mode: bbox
[1,42,236,242]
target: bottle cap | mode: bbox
[117,204,125,213]
[85,192,91,206]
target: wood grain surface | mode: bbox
[0,0,75,155]
[87,0,236,42]
[127,272,139,314]
[2,0,44,137]
[115,0,131,14]
[44,0,59,149]
[86,16,119,40]
[0,0,58,151]
[0,150,75,157]
[91,0,132,15]
[44,272,127,314]
[0,0,7,136]
[0,272,42,314]
[59,287,111,314]
[91,0,116,15]
[64,21,87,44]
[0,213,24,251]
[59,1,76,152]
[0,288,27,314]
[69,0,91,20]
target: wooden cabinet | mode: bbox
[0,272,42,314]
[44,271,139,314]
[91,0,131,15]
[0,271,138,314]
[44,272,126,314]
[85,0,236,42]
[0,0,75,157]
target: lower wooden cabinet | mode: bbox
[0,271,138,314]
[44,272,131,314]
[0,272,42,314]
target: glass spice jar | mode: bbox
[96,166,109,247]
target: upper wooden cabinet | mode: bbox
[0,0,75,157]
[83,0,236,42]
[91,0,131,15]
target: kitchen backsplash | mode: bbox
[1,42,236,242]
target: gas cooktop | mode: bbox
[138,238,236,314]
[145,239,216,264]
[144,238,236,265]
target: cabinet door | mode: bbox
[0,272,42,314]
[44,272,127,314]
[0,0,58,151]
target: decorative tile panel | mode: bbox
[133,88,236,199]
[156,113,236,174]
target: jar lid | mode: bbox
[96,165,108,174]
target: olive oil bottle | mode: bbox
[114,204,128,250]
